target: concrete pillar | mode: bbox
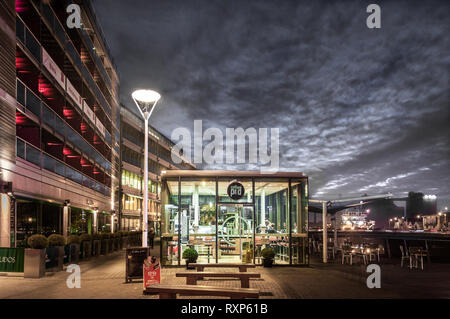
[0,194,11,247]
[93,210,98,234]
[322,202,327,264]
[111,214,114,233]
[260,189,265,228]
[63,205,69,237]
[193,185,199,226]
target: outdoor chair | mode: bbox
[399,245,412,269]
[341,245,353,265]
[409,247,428,270]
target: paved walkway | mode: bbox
[0,245,448,299]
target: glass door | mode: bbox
[217,204,254,263]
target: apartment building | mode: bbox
[0,0,120,246]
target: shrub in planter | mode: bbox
[25,235,48,278]
[47,234,65,271]
[182,248,198,269]
[118,231,126,249]
[92,234,101,256]
[27,234,48,249]
[79,234,92,259]
[100,233,111,255]
[261,247,275,267]
[113,233,120,251]
[67,235,80,264]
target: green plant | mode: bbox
[27,234,49,249]
[261,247,275,260]
[79,234,92,242]
[67,234,80,245]
[182,248,198,263]
[48,234,65,247]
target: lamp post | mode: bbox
[132,89,161,247]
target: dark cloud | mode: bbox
[92,0,450,208]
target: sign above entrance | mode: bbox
[227,181,245,200]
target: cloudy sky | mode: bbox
[92,0,449,208]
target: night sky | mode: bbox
[92,0,449,208]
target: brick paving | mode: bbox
[0,245,448,299]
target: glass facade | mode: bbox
[161,173,308,266]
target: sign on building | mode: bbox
[42,48,66,89]
[227,181,245,200]
[0,248,24,273]
[83,101,96,125]
[66,79,83,111]
[95,116,106,138]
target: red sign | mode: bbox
[143,256,160,289]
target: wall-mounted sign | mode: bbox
[0,248,24,273]
[227,181,245,200]
[66,79,82,111]
[42,48,65,89]
[83,101,96,124]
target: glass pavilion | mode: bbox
[160,170,309,266]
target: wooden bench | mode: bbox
[176,272,261,288]
[190,263,256,272]
[145,284,259,299]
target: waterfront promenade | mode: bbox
[0,244,449,299]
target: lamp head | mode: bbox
[132,90,161,120]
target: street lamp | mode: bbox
[132,89,161,247]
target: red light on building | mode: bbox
[16,0,28,13]
[16,113,27,125]
[63,147,72,156]
[63,108,74,119]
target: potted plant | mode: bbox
[24,234,48,278]
[92,234,101,256]
[47,234,65,271]
[261,247,275,267]
[118,231,125,249]
[100,233,110,255]
[79,234,92,259]
[182,248,198,269]
[67,234,80,263]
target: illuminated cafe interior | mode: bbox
[160,170,309,266]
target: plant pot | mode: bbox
[263,258,274,268]
[108,239,114,253]
[92,240,100,256]
[185,259,197,270]
[70,244,80,263]
[56,246,65,270]
[80,241,91,259]
[24,248,46,278]
[64,245,70,264]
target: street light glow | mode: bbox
[132,89,161,103]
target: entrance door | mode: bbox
[217,204,253,263]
